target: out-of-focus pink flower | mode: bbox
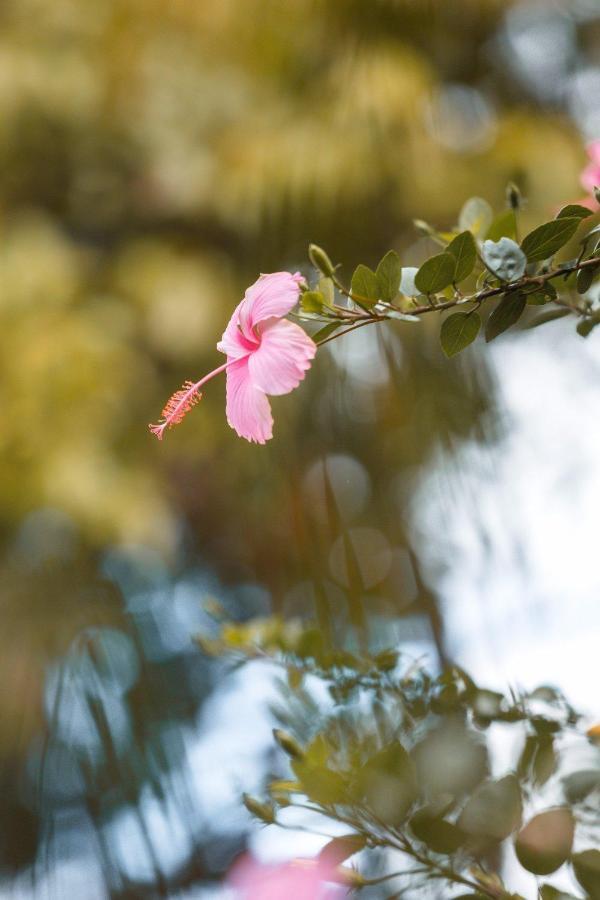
[559,142,600,213]
[226,854,345,900]
[581,140,600,195]
[149,272,316,444]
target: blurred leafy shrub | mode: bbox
[203,614,600,899]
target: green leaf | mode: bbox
[515,808,574,875]
[412,818,465,855]
[486,209,517,242]
[517,735,556,787]
[482,238,527,281]
[521,218,581,261]
[562,768,600,802]
[412,724,489,799]
[539,885,579,900]
[485,292,526,342]
[527,281,558,306]
[458,774,522,843]
[415,252,456,293]
[300,290,325,313]
[458,196,494,238]
[358,741,417,826]
[374,648,399,671]
[577,264,599,294]
[578,318,599,338]
[313,321,343,343]
[440,312,481,357]
[292,735,348,805]
[294,765,348,805]
[351,264,379,306]
[447,231,477,282]
[375,250,402,302]
[556,204,594,220]
[526,282,557,305]
[410,806,465,854]
[318,276,335,305]
[572,849,600,900]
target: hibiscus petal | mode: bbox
[581,161,600,194]
[225,358,273,443]
[239,271,304,337]
[217,300,257,359]
[248,318,317,396]
[588,140,600,167]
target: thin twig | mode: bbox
[315,253,600,348]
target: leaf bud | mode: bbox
[242,793,275,823]
[413,218,435,237]
[507,181,522,210]
[272,728,304,760]
[336,867,366,887]
[308,243,335,277]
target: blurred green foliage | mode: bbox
[212,615,599,898]
[0,0,588,554]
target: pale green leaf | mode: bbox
[375,250,402,302]
[458,775,522,843]
[458,196,494,237]
[350,264,379,306]
[357,741,417,826]
[300,290,325,313]
[318,276,335,305]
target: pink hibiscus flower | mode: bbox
[149,271,316,444]
[226,854,345,900]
